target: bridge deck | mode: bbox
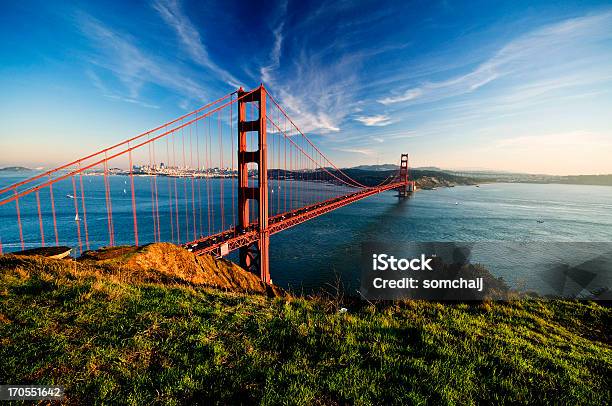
[184,181,406,257]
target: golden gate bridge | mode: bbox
[0,85,414,283]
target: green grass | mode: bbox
[0,257,610,405]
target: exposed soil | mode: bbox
[2,243,284,297]
[12,246,72,259]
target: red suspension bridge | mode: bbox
[0,85,414,283]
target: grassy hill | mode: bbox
[267,168,479,188]
[0,251,610,405]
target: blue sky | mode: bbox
[1,0,611,174]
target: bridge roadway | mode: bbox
[184,181,407,257]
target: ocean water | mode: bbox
[267,183,612,294]
[2,174,611,294]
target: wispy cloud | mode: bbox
[260,24,284,84]
[263,52,355,134]
[494,72,612,107]
[378,11,612,106]
[258,2,377,134]
[494,130,612,149]
[475,130,612,174]
[260,1,287,84]
[335,147,374,155]
[355,114,393,126]
[78,13,208,103]
[86,70,160,109]
[152,0,241,88]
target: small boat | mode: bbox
[537,220,544,223]
[123,188,127,194]
[66,194,74,199]
[75,213,80,221]
[455,202,459,205]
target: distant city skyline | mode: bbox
[1,0,612,175]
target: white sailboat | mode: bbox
[75,213,80,221]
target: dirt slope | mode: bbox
[2,243,283,296]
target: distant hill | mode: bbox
[349,164,444,172]
[350,164,399,171]
[0,166,32,172]
[344,162,612,187]
[548,174,612,186]
[413,166,444,171]
[447,170,612,186]
[268,168,480,188]
[329,168,479,188]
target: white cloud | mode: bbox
[335,148,374,155]
[85,69,160,109]
[378,11,612,106]
[178,99,190,110]
[355,115,393,126]
[258,2,363,135]
[494,130,612,149]
[378,89,422,105]
[261,21,285,84]
[79,15,207,104]
[152,0,241,88]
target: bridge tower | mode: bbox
[398,153,413,197]
[237,85,270,283]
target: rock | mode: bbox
[11,246,72,259]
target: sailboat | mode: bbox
[66,194,74,199]
[75,213,80,221]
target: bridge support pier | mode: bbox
[237,85,270,283]
[398,153,414,197]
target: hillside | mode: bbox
[447,170,612,186]
[541,174,612,186]
[338,168,479,188]
[0,166,32,172]
[267,168,478,188]
[350,164,399,171]
[76,243,283,296]
[1,248,610,404]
